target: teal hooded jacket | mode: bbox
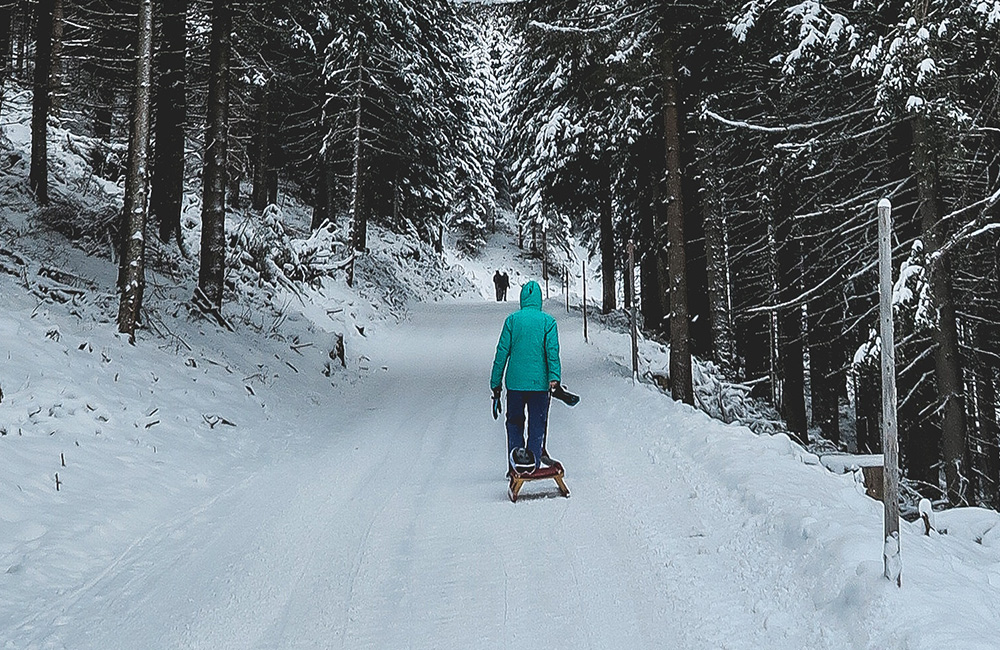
[490,280,561,392]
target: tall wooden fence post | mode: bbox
[565,269,569,313]
[543,227,549,300]
[582,260,588,343]
[628,240,638,383]
[878,197,901,587]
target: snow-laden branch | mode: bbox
[746,244,869,313]
[935,184,1000,257]
[703,107,875,133]
[527,6,654,35]
[796,177,909,219]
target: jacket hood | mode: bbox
[520,281,543,310]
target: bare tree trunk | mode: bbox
[251,80,271,212]
[623,247,633,310]
[805,211,845,445]
[16,1,28,76]
[117,0,153,342]
[600,165,616,314]
[349,98,362,244]
[0,2,12,116]
[152,0,187,246]
[652,177,672,336]
[48,0,62,110]
[855,362,881,454]
[29,0,55,204]
[662,30,692,404]
[94,82,114,140]
[701,171,735,374]
[228,154,242,210]
[974,357,1000,509]
[266,158,278,206]
[913,113,968,505]
[350,50,366,252]
[733,197,772,388]
[774,172,807,444]
[777,291,808,445]
[311,149,334,230]
[346,48,366,288]
[975,274,1000,508]
[393,170,401,228]
[197,0,231,309]
[809,318,841,445]
[639,186,664,333]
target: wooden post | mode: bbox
[582,260,588,343]
[628,240,638,383]
[565,269,569,313]
[878,197,901,587]
[543,229,549,300]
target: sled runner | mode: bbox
[507,460,570,502]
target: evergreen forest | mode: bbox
[5,0,1000,510]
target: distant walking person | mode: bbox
[499,271,510,301]
[493,270,503,301]
[490,280,561,472]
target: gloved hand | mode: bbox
[491,387,502,420]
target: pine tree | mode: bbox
[151,0,187,247]
[196,0,231,309]
[323,0,474,259]
[30,0,57,204]
[117,0,153,341]
[503,1,621,312]
[0,2,13,116]
[450,9,502,253]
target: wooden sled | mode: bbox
[508,462,570,502]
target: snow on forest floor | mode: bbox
[2,88,1000,647]
[2,222,1000,649]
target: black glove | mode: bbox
[491,388,502,420]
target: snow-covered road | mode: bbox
[6,299,875,649]
[8,297,1000,649]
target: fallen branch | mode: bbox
[192,286,235,332]
[202,414,236,429]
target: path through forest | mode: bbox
[4,299,880,649]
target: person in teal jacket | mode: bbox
[490,280,561,471]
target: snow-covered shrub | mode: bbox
[637,334,783,434]
[39,201,120,254]
[84,139,127,183]
[691,359,784,433]
[227,204,293,287]
[226,205,350,289]
[355,228,478,307]
[285,219,350,283]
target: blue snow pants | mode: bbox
[505,390,550,469]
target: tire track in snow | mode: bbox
[566,380,859,649]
